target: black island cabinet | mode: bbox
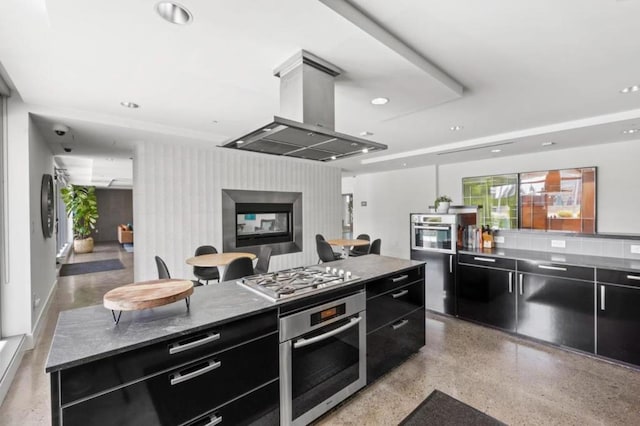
[50,310,280,426]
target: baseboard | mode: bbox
[0,335,26,407]
[24,278,57,350]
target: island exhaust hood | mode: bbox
[222,50,387,161]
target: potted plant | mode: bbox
[434,195,452,213]
[61,185,99,253]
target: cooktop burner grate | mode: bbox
[238,266,359,301]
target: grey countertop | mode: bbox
[46,255,423,373]
[458,248,640,271]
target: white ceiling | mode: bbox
[1,0,640,186]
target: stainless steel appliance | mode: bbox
[238,266,360,302]
[410,206,481,315]
[279,292,366,425]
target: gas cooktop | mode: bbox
[238,266,360,302]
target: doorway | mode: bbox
[342,193,353,239]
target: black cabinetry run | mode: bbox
[596,269,640,366]
[411,250,455,315]
[457,254,516,332]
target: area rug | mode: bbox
[399,390,505,426]
[59,259,125,277]
[123,243,134,253]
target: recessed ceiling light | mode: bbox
[620,85,639,94]
[120,101,139,109]
[450,125,464,131]
[156,2,193,25]
[622,128,639,134]
[541,142,555,146]
[402,162,407,167]
[360,131,374,136]
[491,149,501,153]
[330,156,337,160]
[362,148,369,153]
[371,97,389,105]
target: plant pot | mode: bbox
[436,201,450,213]
[74,237,94,254]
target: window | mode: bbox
[462,174,518,230]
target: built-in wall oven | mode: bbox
[411,214,457,253]
[279,292,366,426]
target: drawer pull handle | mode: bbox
[627,275,640,281]
[600,286,605,311]
[170,359,221,386]
[392,319,409,330]
[391,275,409,283]
[294,316,362,349]
[473,257,496,263]
[391,289,409,299]
[204,414,223,426]
[169,332,220,355]
[538,265,567,272]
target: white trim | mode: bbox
[0,335,26,407]
[24,278,57,350]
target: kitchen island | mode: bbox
[46,255,425,426]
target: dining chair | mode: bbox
[254,246,273,274]
[349,233,370,257]
[155,255,202,287]
[222,257,255,282]
[317,238,341,263]
[368,239,381,255]
[193,245,220,284]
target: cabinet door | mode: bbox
[367,309,425,384]
[517,273,594,353]
[597,283,640,366]
[457,265,515,332]
[411,251,455,315]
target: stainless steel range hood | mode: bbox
[222,50,387,162]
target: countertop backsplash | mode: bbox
[492,229,640,260]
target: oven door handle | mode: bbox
[413,226,451,231]
[293,316,362,349]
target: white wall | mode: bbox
[1,98,56,339]
[28,118,56,328]
[345,139,640,260]
[344,165,437,260]
[438,139,640,234]
[134,142,342,282]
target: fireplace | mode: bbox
[222,189,302,255]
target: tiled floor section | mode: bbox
[1,243,639,425]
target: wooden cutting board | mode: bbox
[103,279,194,311]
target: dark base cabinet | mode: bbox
[367,309,425,383]
[365,265,426,384]
[410,250,455,315]
[517,268,595,353]
[456,255,516,332]
[597,270,640,366]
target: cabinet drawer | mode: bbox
[366,281,424,332]
[60,310,277,405]
[597,268,640,288]
[366,266,424,298]
[517,260,594,281]
[458,253,516,270]
[185,380,279,426]
[367,309,425,383]
[61,333,279,426]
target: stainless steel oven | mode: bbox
[411,214,457,254]
[279,292,366,426]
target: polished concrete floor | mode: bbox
[1,243,640,425]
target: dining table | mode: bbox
[185,252,257,282]
[326,238,370,258]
